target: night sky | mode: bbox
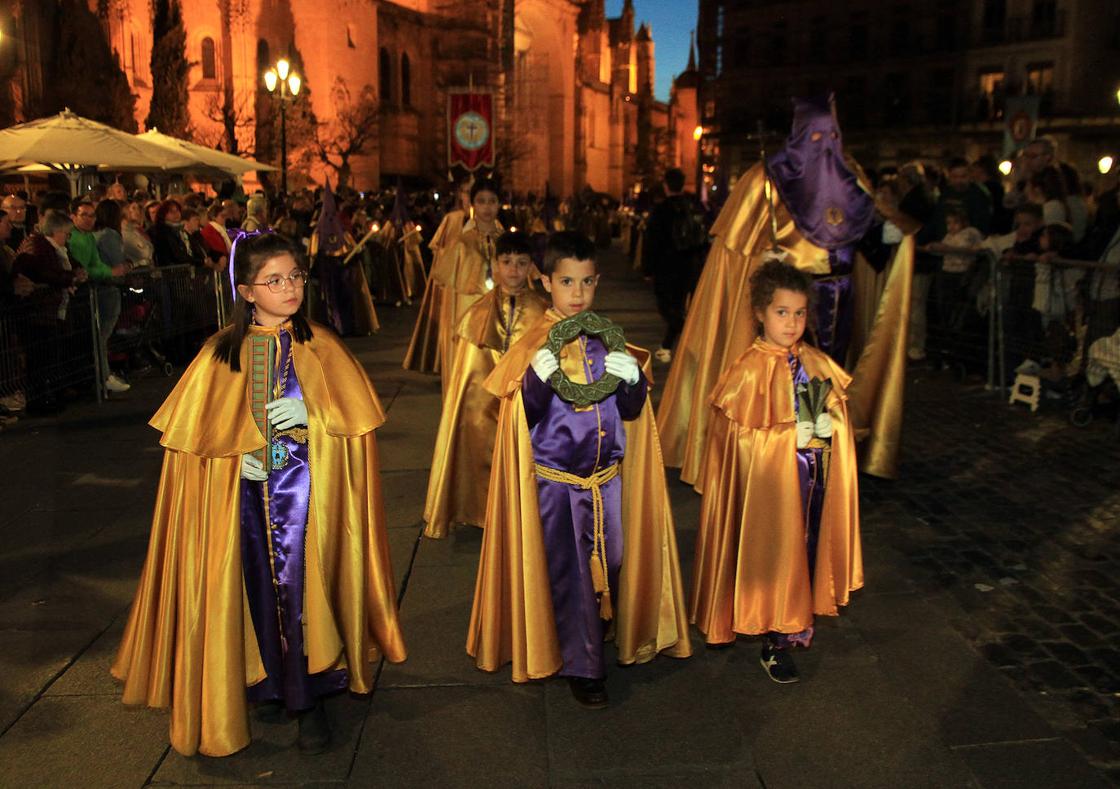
[606,0,697,102]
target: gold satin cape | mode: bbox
[430,220,503,391]
[111,324,407,757]
[422,288,547,538]
[403,210,466,374]
[655,163,914,481]
[690,339,863,643]
[467,312,692,681]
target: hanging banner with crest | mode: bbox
[1003,95,1040,157]
[448,90,495,171]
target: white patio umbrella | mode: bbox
[0,109,195,195]
[137,129,277,177]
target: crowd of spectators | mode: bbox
[0,178,595,424]
[874,137,1119,390]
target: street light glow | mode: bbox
[288,73,301,97]
[277,58,290,81]
[1099,155,1114,175]
[693,125,703,141]
[264,69,278,93]
[998,159,1013,176]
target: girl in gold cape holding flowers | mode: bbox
[112,234,406,757]
[690,260,862,684]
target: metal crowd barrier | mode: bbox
[915,243,1120,431]
[0,265,232,411]
[0,284,99,409]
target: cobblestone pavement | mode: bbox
[863,365,1120,782]
[0,242,1117,787]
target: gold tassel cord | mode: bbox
[534,462,620,620]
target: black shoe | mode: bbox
[297,701,331,754]
[759,644,800,684]
[254,700,285,724]
[567,677,609,709]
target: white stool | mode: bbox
[1008,374,1041,412]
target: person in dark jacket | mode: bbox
[151,200,195,267]
[11,211,89,413]
[642,167,707,362]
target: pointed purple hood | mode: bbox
[313,182,347,256]
[765,93,874,249]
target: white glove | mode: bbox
[531,347,560,382]
[882,221,903,245]
[814,413,833,439]
[604,351,641,386]
[240,453,268,482]
[266,397,308,430]
[796,421,814,449]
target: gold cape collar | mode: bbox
[753,336,803,357]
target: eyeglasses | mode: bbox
[252,270,309,292]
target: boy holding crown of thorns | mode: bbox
[467,231,691,708]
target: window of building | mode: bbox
[849,12,868,62]
[201,37,217,80]
[890,5,911,56]
[379,47,393,104]
[1031,0,1059,37]
[1025,61,1054,113]
[731,30,750,70]
[769,22,787,66]
[809,17,827,64]
[256,39,270,73]
[982,0,1007,43]
[401,53,411,107]
[927,68,954,123]
[1025,62,1054,95]
[715,4,725,76]
[883,72,910,125]
[936,1,957,50]
[977,68,1004,120]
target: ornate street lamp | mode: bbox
[264,57,301,194]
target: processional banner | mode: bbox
[448,91,495,171]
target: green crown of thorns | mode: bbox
[544,311,628,407]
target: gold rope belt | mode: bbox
[534,462,620,620]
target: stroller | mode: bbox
[110,272,173,378]
[1070,327,1120,434]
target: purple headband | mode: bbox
[227,229,267,301]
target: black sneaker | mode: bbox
[297,701,331,754]
[568,677,609,709]
[759,644,800,684]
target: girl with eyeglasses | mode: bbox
[112,233,406,758]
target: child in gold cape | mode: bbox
[467,232,691,707]
[112,234,406,757]
[429,178,504,391]
[423,233,546,538]
[690,260,862,684]
[403,179,471,374]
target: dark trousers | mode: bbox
[653,270,689,350]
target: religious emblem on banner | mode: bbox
[1003,96,1040,156]
[448,91,495,171]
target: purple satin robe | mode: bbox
[811,245,855,364]
[241,327,348,711]
[521,336,647,679]
[770,351,827,651]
